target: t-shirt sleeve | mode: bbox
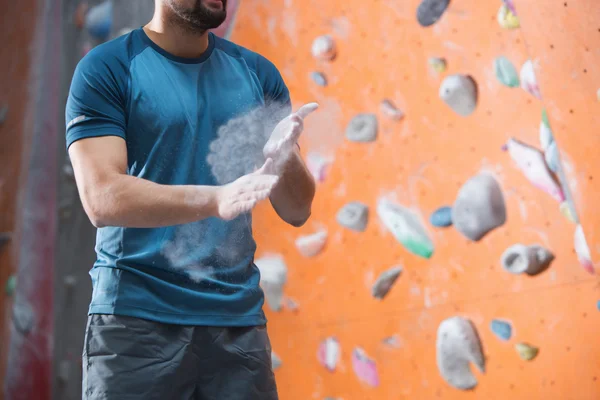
[257,56,292,123]
[65,48,128,150]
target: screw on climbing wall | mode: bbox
[311,35,337,61]
[380,99,404,121]
[5,275,16,296]
[436,317,485,390]
[439,75,478,117]
[371,266,403,300]
[428,57,447,74]
[515,343,539,361]
[345,113,378,142]
[336,202,369,232]
[0,105,8,125]
[416,0,450,27]
[310,71,328,87]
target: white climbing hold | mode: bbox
[311,35,337,61]
[439,75,478,117]
[544,141,560,173]
[318,337,341,371]
[520,60,541,99]
[306,152,331,183]
[436,317,485,390]
[271,351,282,370]
[336,202,369,232]
[380,99,404,121]
[255,254,288,311]
[377,199,434,259]
[452,173,506,241]
[506,138,565,202]
[539,119,554,152]
[574,224,594,274]
[295,231,328,257]
[371,266,403,299]
[501,244,554,275]
[345,113,378,142]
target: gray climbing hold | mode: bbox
[63,275,77,289]
[490,319,512,341]
[430,206,453,227]
[417,0,451,27]
[371,266,403,300]
[345,113,378,142]
[501,244,554,275]
[12,301,35,335]
[494,56,520,88]
[311,35,337,61]
[452,173,506,241]
[380,99,404,121]
[255,255,287,311]
[337,202,369,232]
[439,75,478,116]
[436,316,485,390]
[311,71,328,87]
[271,351,282,370]
[0,105,8,125]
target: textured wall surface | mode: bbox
[231,0,600,399]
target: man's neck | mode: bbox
[144,6,209,59]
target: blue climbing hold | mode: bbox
[490,319,512,341]
[430,206,452,227]
[596,300,600,311]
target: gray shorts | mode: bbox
[82,314,278,400]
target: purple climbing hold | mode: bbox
[430,206,453,227]
[417,0,451,27]
[311,71,328,87]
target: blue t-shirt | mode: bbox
[65,28,291,326]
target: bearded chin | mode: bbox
[169,0,227,33]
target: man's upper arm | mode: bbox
[255,55,292,123]
[65,46,129,150]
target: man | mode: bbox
[65,0,317,398]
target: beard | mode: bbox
[165,0,228,34]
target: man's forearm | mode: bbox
[84,174,218,228]
[269,149,316,227]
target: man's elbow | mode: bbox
[80,183,114,228]
[84,201,109,228]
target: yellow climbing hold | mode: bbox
[428,57,447,74]
[497,4,520,29]
[515,343,538,361]
[559,202,577,223]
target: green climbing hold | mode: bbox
[5,275,16,296]
[542,109,549,127]
[494,56,520,88]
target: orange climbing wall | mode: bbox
[232,0,600,399]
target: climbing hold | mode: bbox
[0,105,8,125]
[380,99,404,121]
[436,317,485,390]
[544,141,559,173]
[429,57,447,74]
[345,113,378,142]
[416,0,450,27]
[12,301,34,335]
[539,110,554,151]
[559,201,577,223]
[311,35,337,61]
[596,300,600,311]
[371,266,403,300]
[352,347,379,387]
[574,224,594,274]
[306,152,331,183]
[74,2,89,30]
[337,202,369,232]
[497,4,520,29]
[255,254,288,311]
[430,206,453,227]
[501,244,554,275]
[490,319,512,341]
[505,138,565,202]
[295,231,328,257]
[382,335,401,348]
[311,71,328,87]
[318,337,341,371]
[515,343,538,361]
[439,75,478,117]
[377,199,434,258]
[502,0,518,15]
[520,60,541,99]
[63,275,77,289]
[452,173,506,241]
[5,275,16,296]
[494,56,520,88]
[84,1,113,40]
[271,351,282,370]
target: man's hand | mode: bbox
[215,158,279,221]
[263,102,319,173]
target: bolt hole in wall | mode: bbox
[38,0,600,399]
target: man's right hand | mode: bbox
[215,158,279,221]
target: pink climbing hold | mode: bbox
[520,60,542,99]
[295,231,327,257]
[306,152,331,183]
[352,348,379,387]
[506,138,565,202]
[574,224,594,274]
[318,337,341,371]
